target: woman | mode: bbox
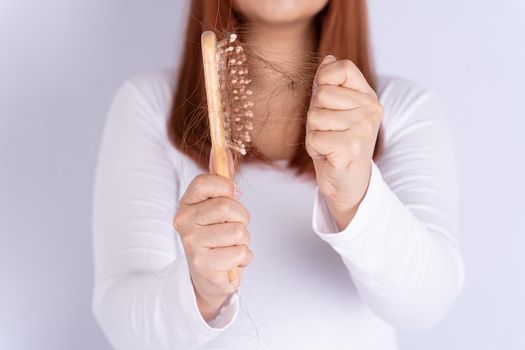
[92,0,465,349]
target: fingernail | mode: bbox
[322,55,336,64]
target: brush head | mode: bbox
[201,31,252,282]
[216,33,254,156]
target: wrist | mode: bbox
[324,162,372,231]
[195,291,228,321]
[326,198,359,231]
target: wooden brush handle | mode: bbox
[201,30,239,283]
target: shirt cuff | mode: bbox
[311,161,387,269]
[177,257,240,338]
[207,291,240,328]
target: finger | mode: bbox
[196,222,250,248]
[181,174,235,205]
[208,245,253,272]
[306,129,352,159]
[311,85,374,110]
[316,59,374,94]
[307,107,361,132]
[307,129,370,161]
[192,197,250,226]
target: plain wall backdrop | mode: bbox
[1,0,524,349]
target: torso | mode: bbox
[127,69,405,349]
[169,151,397,349]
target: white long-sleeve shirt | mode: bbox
[92,70,465,350]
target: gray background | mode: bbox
[1,0,524,349]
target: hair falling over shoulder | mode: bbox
[167,0,378,178]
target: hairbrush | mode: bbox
[201,31,254,282]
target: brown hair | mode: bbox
[168,0,377,178]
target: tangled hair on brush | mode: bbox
[168,0,379,179]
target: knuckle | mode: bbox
[315,85,329,104]
[217,198,231,216]
[341,59,355,71]
[305,132,319,157]
[242,207,251,224]
[241,246,250,260]
[235,246,246,261]
[182,232,197,248]
[192,174,208,196]
[307,108,317,120]
[173,213,181,231]
[307,109,320,130]
[377,108,384,122]
[371,102,384,119]
[305,134,313,152]
[193,174,208,187]
[173,210,186,232]
[190,254,204,271]
[233,223,245,241]
[244,247,254,264]
[305,131,313,145]
[244,229,251,246]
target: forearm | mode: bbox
[93,258,239,349]
[313,162,464,330]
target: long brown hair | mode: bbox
[168,0,377,178]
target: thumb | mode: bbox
[208,147,235,177]
[308,55,336,163]
[312,55,337,94]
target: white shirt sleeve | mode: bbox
[92,78,239,350]
[312,79,465,331]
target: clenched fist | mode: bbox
[306,55,383,230]
[173,151,253,321]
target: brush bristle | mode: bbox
[217,33,253,156]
